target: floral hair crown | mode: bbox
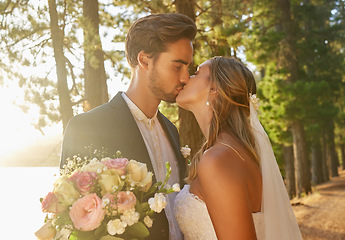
[249,93,260,111]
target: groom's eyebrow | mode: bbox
[172,59,192,66]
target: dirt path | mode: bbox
[292,169,345,240]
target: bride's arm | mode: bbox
[197,149,257,240]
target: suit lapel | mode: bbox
[157,112,186,186]
[109,93,185,185]
[109,93,156,182]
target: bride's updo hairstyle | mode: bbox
[187,56,259,182]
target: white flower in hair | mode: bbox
[249,94,260,111]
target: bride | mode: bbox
[174,56,303,240]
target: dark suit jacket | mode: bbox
[60,92,186,240]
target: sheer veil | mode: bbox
[249,95,303,240]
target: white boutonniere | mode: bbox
[181,145,191,166]
[180,145,191,158]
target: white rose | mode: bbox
[98,171,121,196]
[148,193,167,213]
[143,216,153,228]
[82,161,104,173]
[126,160,153,191]
[180,146,191,158]
[172,183,180,192]
[100,157,112,162]
[53,177,80,206]
[35,220,56,240]
[107,219,127,235]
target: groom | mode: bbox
[60,13,196,240]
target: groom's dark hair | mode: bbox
[125,13,197,68]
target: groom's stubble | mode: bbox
[149,64,183,104]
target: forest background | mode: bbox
[0,0,344,199]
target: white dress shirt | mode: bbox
[122,93,183,240]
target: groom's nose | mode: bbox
[180,70,190,84]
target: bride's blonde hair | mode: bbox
[186,56,259,183]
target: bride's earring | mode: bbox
[206,101,210,106]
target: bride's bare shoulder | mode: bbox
[198,145,248,184]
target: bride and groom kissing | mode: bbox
[60,13,302,240]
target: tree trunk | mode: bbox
[321,130,330,182]
[341,143,345,170]
[283,145,296,198]
[276,0,311,196]
[311,139,323,185]
[292,121,312,196]
[48,0,73,132]
[327,121,339,177]
[82,0,108,111]
[175,0,195,20]
[208,0,231,56]
[175,0,203,158]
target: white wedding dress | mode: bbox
[174,185,265,240]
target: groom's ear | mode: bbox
[137,51,150,70]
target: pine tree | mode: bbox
[82,0,108,111]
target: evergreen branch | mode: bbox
[31,39,49,65]
[0,0,21,15]
[139,0,160,13]
[103,50,118,67]
[44,65,55,80]
[2,26,50,50]
[0,0,12,28]
[26,37,50,52]
[66,46,82,62]
[195,2,217,18]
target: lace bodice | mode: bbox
[174,185,265,240]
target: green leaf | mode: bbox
[100,235,124,240]
[135,201,149,214]
[144,182,161,197]
[69,231,78,240]
[75,230,96,240]
[127,222,149,238]
[94,221,107,237]
[140,202,149,211]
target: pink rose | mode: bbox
[117,191,137,212]
[69,171,81,182]
[102,158,128,175]
[69,171,97,195]
[102,191,137,212]
[69,193,106,231]
[41,192,67,213]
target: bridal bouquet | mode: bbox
[35,152,179,240]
